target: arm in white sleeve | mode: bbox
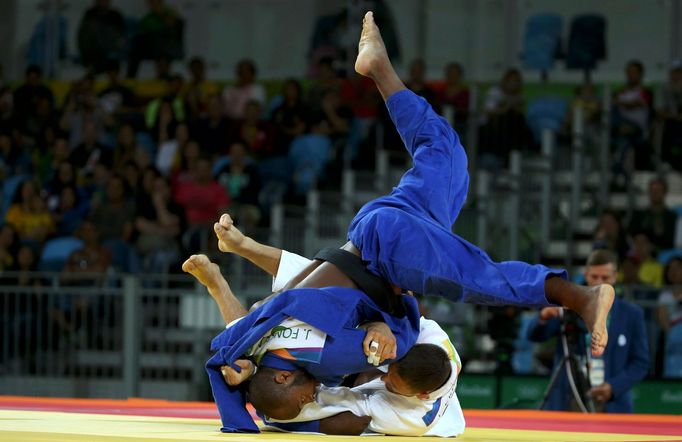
[272,250,314,292]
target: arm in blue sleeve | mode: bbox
[608,307,650,399]
[527,316,561,342]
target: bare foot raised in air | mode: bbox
[355,11,390,78]
[182,254,224,292]
[214,213,246,253]
[579,284,615,357]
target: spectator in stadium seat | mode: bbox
[5,180,55,245]
[146,74,187,136]
[319,88,353,144]
[405,58,437,107]
[174,156,230,227]
[289,115,332,196]
[113,123,139,171]
[630,233,664,287]
[77,0,126,73]
[126,0,184,78]
[135,175,185,272]
[658,62,682,171]
[528,250,649,412]
[629,177,678,251]
[479,68,533,170]
[194,95,232,156]
[46,161,79,209]
[0,132,31,179]
[60,75,106,149]
[612,60,654,176]
[69,120,112,175]
[52,186,88,237]
[121,161,142,198]
[230,100,274,158]
[0,87,14,135]
[271,79,309,156]
[98,60,136,117]
[13,244,42,288]
[307,57,342,111]
[183,56,218,118]
[38,137,71,186]
[437,62,470,131]
[89,175,135,243]
[0,224,19,271]
[222,59,266,119]
[171,139,201,188]
[593,209,630,262]
[156,122,188,177]
[340,73,380,132]
[12,65,54,126]
[63,220,112,283]
[215,140,262,227]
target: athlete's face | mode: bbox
[382,364,418,397]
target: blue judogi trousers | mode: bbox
[348,89,566,308]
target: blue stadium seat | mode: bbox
[521,13,563,71]
[38,236,84,272]
[526,97,568,143]
[658,249,682,265]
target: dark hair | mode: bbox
[446,62,464,76]
[237,59,257,76]
[104,59,121,73]
[503,68,522,81]
[395,344,451,393]
[649,176,668,192]
[627,60,644,74]
[586,249,618,269]
[283,78,302,98]
[247,367,311,418]
[664,257,682,285]
[13,180,36,204]
[189,56,204,68]
[25,65,42,77]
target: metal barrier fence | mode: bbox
[1,274,680,402]
[0,269,272,400]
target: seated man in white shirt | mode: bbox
[183,214,465,437]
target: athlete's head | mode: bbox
[247,367,318,420]
[383,344,451,398]
[584,249,618,287]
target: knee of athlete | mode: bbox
[383,344,451,397]
[248,367,317,420]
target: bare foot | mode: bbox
[355,11,389,78]
[579,284,615,357]
[182,254,224,291]
[214,213,245,253]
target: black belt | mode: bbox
[313,248,406,317]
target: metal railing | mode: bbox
[1,275,680,402]
[0,269,272,400]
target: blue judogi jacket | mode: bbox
[206,286,421,433]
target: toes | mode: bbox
[214,222,224,234]
[220,213,233,227]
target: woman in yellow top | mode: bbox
[5,180,55,243]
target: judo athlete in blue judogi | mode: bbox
[184,11,615,435]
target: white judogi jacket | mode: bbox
[262,250,466,437]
